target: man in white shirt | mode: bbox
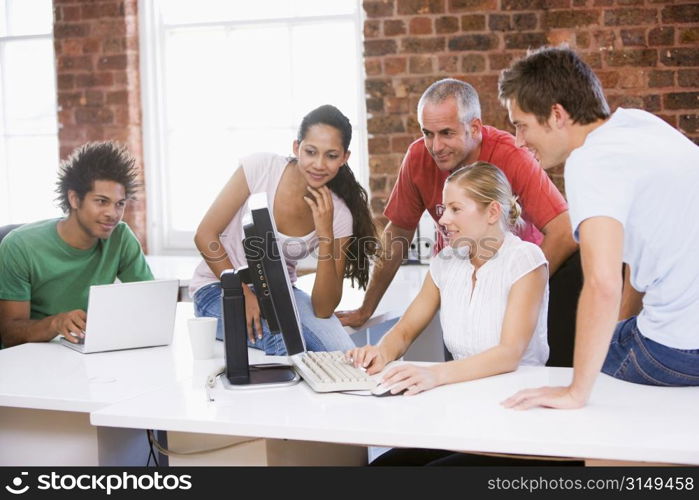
[497,46,699,410]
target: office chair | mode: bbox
[0,224,24,245]
[546,250,582,367]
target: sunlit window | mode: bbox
[0,0,60,224]
[141,0,368,253]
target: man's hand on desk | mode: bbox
[51,309,87,343]
[335,308,371,328]
[501,385,588,410]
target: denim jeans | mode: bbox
[602,316,699,386]
[192,282,355,355]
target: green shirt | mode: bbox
[0,219,153,319]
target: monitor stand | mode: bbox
[218,268,299,390]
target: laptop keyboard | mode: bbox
[293,351,377,393]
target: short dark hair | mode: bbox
[56,141,139,213]
[498,45,610,125]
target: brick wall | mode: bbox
[52,0,147,250]
[363,0,699,221]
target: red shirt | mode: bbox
[384,125,568,252]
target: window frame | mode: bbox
[139,0,369,254]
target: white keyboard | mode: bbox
[291,351,377,393]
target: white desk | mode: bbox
[0,303,197,466]
[90,365,699,466]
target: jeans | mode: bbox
[602,316,699,386]
[192,282,355,355]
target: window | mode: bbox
[141,0,368,253]
[0,0,60,224]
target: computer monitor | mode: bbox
[220,192,304,387]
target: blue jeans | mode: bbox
[192,282,355,355]
[602,316,699,386]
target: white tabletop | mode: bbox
[90,365,699,465]
[0,303,200,413]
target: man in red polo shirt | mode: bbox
[337,79,579,351]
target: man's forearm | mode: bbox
[540,233,577,275]
[570,283,621,398]
[359,230,412,316]
[0,317,57,347]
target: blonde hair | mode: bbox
[445,162,523,231]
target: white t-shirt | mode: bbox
[429,232,549,366]
[190,152,353,296]
[565,108,699,350]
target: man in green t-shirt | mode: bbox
[0,141,153,347]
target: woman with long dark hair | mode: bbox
[190,104,377,354]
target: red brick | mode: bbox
[58,55,93,71]
[502,0,570,9]
[92,20,126,37]
[365,59,382,76]
[75,107,114,125]
[461,15,486,31]
[679,69,699,88]
[657,114,677,128]
[391,135,417,153]
[369,136,391,154]
[648,70,675,88]
[371,196,387,214]
[97,55,127,71]
[643,94,661,112]
[448,34,497,51]
[662,4,699,24]
[365,39,398,57]
[664,92,699,110]
[102,37,127,53]
[409,55,434,74]
[366,97,384,113]
[75,72,115,88]
[604,9,658,26]
[107,90,129,106]
[513,13,538,30]
[619,69,645,89]
[576,32,591,49]
[386,96,411,113]
[679,28,699,45]
[461,54,486,73]
[542,10,599,29]
[61,6,81,22]
[370,175,388,193]
[438,55,459,72]
[648,27,674,46]
[607,94,644,110]
[596,70,621,88]
[54,23,90,38]
[368,153,404,173]
[580,51,602,69]
[364,20,381,39]
[384,57,407,75]
[547,29,575,46]
[435,16,459,34]
[57,74,75,91]
[364,0,395,18]
[604,49,657,67]
[504,32,548,49]
[660,48,699,67]
[409,17,433,35]
[57,91,82,108]
[401,37,445,53]
[384,19,406,36]
[489,14,511,32]
[489,53,516,70]
[679,114,699,134]
[449,0,497,10]
[397,0,445,15]
[621,28,646,47]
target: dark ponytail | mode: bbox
[326,164,378,290]
[298,105,378,289]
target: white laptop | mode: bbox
[60,279,179,354]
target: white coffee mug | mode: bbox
[187,317,217,359]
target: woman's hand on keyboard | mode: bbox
[346,345,389,375]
